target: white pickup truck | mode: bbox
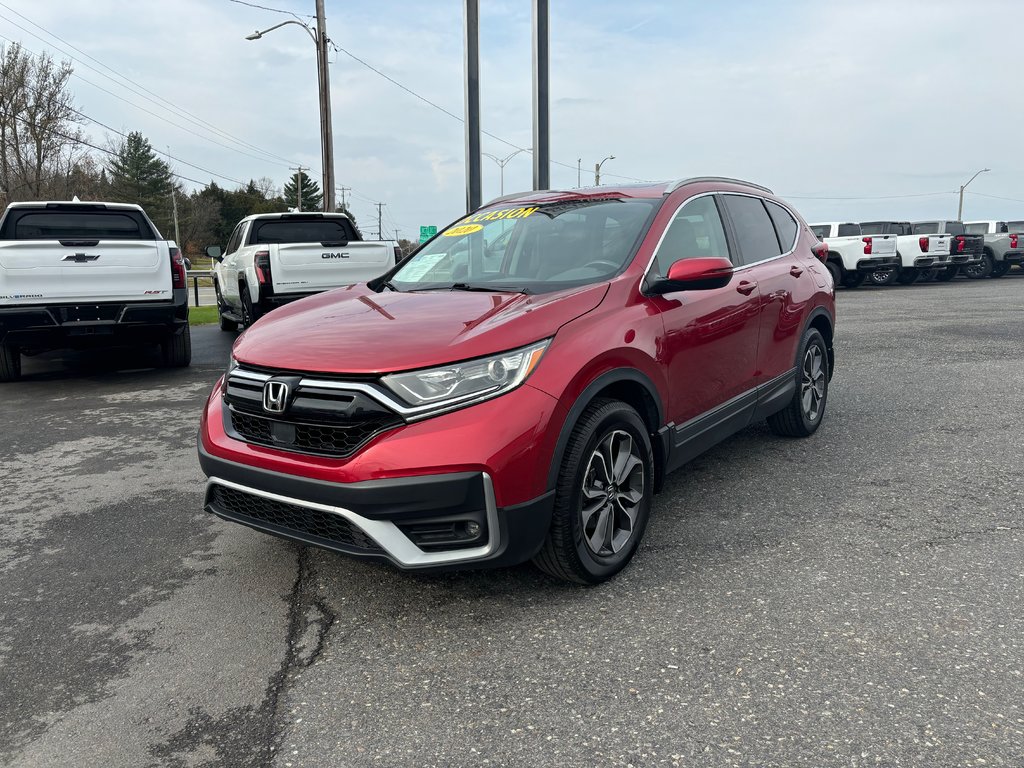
[963,220,1024,278]
[859,221,953,286]
[209,212,399,331]
[0,201,190,381]
[808,222,898,288]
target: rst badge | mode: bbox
[263,380,290,413]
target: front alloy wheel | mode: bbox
[580,430,645,557]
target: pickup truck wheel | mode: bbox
[990,261,1010,278]
[215,282,238,332]
[897,269,920,285]
[161,325,192,368]
[0,343,22,382]
[533,398,652,585]
[240,284,261,327]
[869,261,899,286]
[841,272,866,288]
[935,266,958,282]
[824,261,841,287]
[767,328,828,438]
[918,269,938,283]
[963,253,993,279]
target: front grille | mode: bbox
[224,368,404,458]
[209,484,382,552]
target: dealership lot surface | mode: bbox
[2,277,1023,768]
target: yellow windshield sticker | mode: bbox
[459,206,540,224]
[443,223,484,237]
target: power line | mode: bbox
[967,191,1024,205]
[227,0,314,18]
[0,12,297,168]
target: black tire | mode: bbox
[963,253,993,279]
[897,269,920,285]
[0,343,22,382]
[869,258,900,286]
[824,260,841,287]
[161,325,192,368]
[990,260,1010,278]
[841,272,866,289]
[767,328,829,438]
[533,399,653,585]
[918,268,938,283]
[216,282,238,332]
[240,283,261,327]
[935,266,958,282]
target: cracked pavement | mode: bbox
[2,274,1023,767]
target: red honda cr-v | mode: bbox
[198,177,835,584]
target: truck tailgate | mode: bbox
[928,235,951,255]
[0,240,171,306]
[868,234,897,256]
[272,242,394,294]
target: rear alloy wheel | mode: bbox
[161,325,192,368]
[918,268,939,283]
[767,328,829,438]
[0,343,22,382]
[963,253,993,279]
[216,282,238,332]
[825,260,842,287]
[990,260,1010,278]
[841,272,866,289]
[534,399,652,585]
[869,259,900,286]
[935,266,958,282]
[897,269,920,285]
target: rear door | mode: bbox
[0,206,170,306]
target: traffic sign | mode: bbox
[419,225,437,243]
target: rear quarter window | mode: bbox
[765,202,798,251]
[1,210,154,240]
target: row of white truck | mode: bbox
[809,219,1024,287]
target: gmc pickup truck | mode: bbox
[809,221,898,288]
[209,212,399,331]
[911,221,984,282]
[0,201,190,382]
[963,220,1024,278]
[860,221,953,286]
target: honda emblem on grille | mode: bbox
[263,381,290,413]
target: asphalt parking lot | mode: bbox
[2,275,1023,768]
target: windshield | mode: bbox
[1008,221,1024,232]
[809,225,829,239]
[387,198,658,294]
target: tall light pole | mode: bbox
[483,148,530,196]
[957,167,990,220]
[246,7,336,212]
[464,0,481,213]
[594,155,615,186]
[532,0,549,190]
[577,158,582,188]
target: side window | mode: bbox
[653,195,730,276]
[225,223,243,255]
[722,195,782,265]
[767,201,799,251]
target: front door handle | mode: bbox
[736,280,757,295]
[790,265,804,277]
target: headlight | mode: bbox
[226,354,238,377]
[382,340,550,410]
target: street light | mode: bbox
[957,167,990,220]
[245,0,335,212]
[482,148,531,195]
[594,155,615,186]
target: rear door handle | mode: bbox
[736,280,757,295]
[790,266,804,277]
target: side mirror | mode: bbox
[205,245,223,262]
[647,257,733,294]
[183,257,192,270]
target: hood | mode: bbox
[232,283,608,374]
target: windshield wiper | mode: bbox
[379,280,399,292]
[450,282,532,295]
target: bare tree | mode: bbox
[0,42,86,202]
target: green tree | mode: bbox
[105,131,174,231]
[283,171,322,211]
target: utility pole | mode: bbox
[957,167,991,220]
[464,0,481,213]
[577,158,582,188]
[376,202,385,240]
[290,166,307,211]
[337,186,350,212]
[315,0,336,212]
[532,0,549,190]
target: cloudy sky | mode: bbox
[2,0,1022,237]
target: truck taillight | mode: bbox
[811,242,828,263]
[254,251,271,285]
[955,235,966,253]
[919,236,929,253]
[1011,234,1019,249]
[862,236,872,255]
[170,247,186,289]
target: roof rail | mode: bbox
[665,176,773,195]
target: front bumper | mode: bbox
[199,442,554,570]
